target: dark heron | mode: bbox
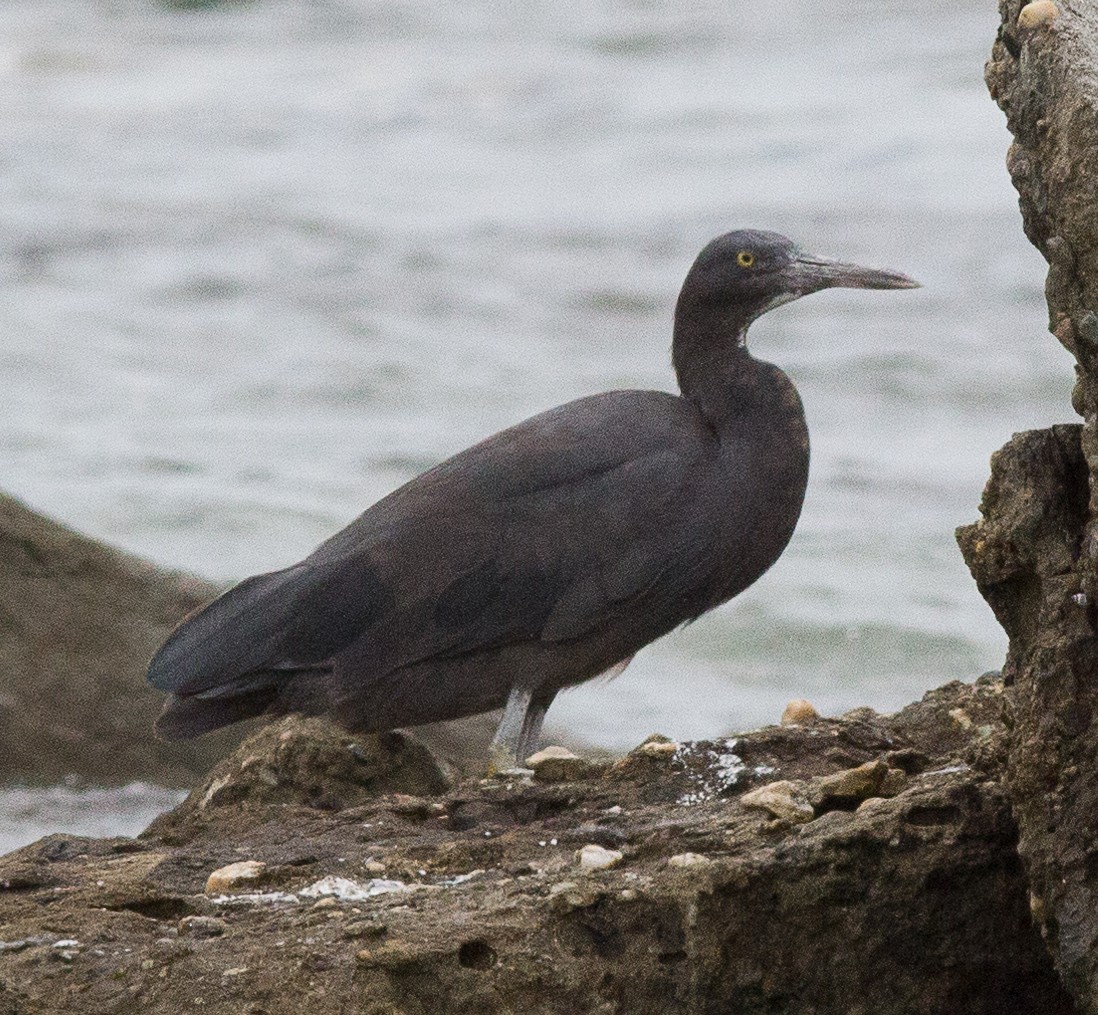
[148,230,917,772]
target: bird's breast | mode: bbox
[701,371,810,607]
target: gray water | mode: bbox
[0,0,1071,847]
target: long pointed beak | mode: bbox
[787,253,920,294]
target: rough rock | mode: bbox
[145,716,456,845]
[958,1,1098,1008]
[177,915,226,938]
[0,679,1075,1014]
[0,489,521,787]
[0,492,242,786]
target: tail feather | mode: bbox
[154,683,280,741]
[147,566,306,696]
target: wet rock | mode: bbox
[740,781,815,824]
[206,861,266,895]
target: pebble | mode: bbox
[525,745,590,782]
[1018,0,1058,28]
[668,852,713,870]
[740,781,815,824]
[812,760,888,805]
[780,699,819,725]
[574,844,624,872]
[178,916,227,938]
[205,860,266,895]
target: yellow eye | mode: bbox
[736,250,755,268]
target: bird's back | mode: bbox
[149,379,807,737]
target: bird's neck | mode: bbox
[672,303,768,427]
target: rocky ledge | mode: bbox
[0,679,1075,1015]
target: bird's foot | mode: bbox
[488,766,535,781]
[486,741,532,779]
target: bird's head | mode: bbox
[677,229,919,340]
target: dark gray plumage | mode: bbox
[148,230,917,771]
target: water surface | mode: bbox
[0,0,1070,845]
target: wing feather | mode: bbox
[149,390,715,697]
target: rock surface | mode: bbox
[0,679,1077,1014]
[959,2,1098,1008]
[146,716,457,845]
[0,492,240,786]
[0,491,513,788]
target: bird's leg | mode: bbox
[516,688,556,762]
[487,683,535,776]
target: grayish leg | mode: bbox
[516,688,557,762]
[488,683,534,775]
